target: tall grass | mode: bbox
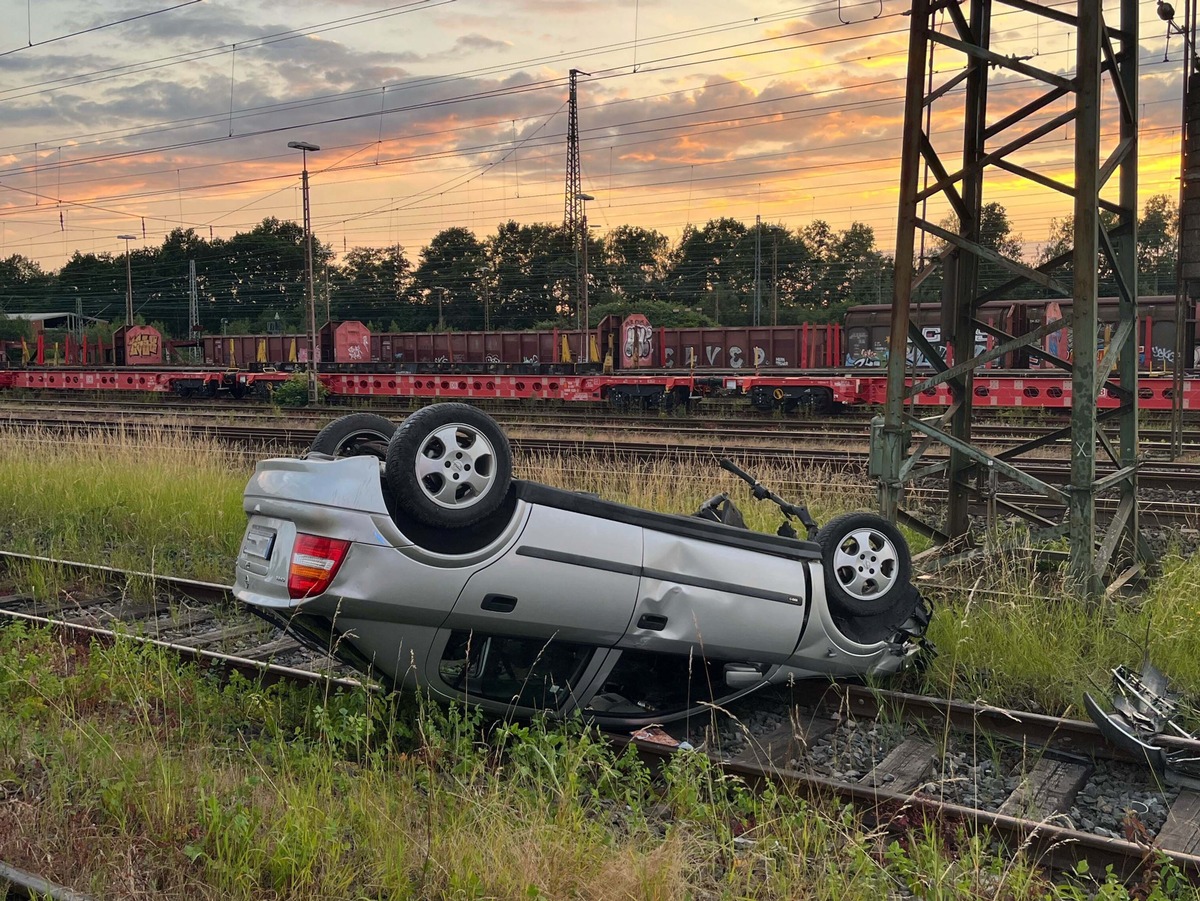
[0,424,249,582]
[3,627,1190,900]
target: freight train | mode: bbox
[0,296,1195,413]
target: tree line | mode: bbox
[0,196,1180,339]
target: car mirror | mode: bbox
[724,663,764,689]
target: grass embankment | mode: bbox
[0,423,1197,898]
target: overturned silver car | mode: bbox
[234,405,930,726]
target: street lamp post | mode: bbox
[117,234,138,327]
[288,140,321,404]
[431,286,448,330]
[575,192,594,364]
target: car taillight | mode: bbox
[287,533,351,599]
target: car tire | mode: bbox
[816,512,913,618]
[385,403,512,527]
[310,413,397,460]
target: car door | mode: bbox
[620,527,812,663]
[446,502,642,645]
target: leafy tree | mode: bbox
[598,225,669,305]
[487,221,574,329]
[411,228,489,330]
[336,245,413,323]
[792,220,889,316]
[665,218,755,323]
[1138,194,1177,295]
[0,314,32,340]
[0,255,54,312]
[586,298,714,329]
[208,218,333,332]
[59,251,124,323]
[1035,208,1124,297]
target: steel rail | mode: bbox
[611,730,1200,882]
[0,550,366,691]
[0,860,97,901]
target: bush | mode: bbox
[271,371,325,407]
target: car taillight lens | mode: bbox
[287,533,351,599]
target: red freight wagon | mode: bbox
[374,329,561,366]
[657,323,840,370]
[333,321,371,364]
[203,334,309,368]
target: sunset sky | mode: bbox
[0,0,1188,271]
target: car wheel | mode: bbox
[310,413,396,459]
[385,403,512,527]
[815,512,913,618]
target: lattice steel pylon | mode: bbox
[876,0,1151,597]
[564,68,589,329]
[564,68,585,233]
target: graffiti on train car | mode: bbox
[622,315,654,367]
[844,326,993,368]
[125,326,163,364]
[662,345,792,368]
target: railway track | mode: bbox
[8,412,1200,501]
[5,413,1200,534]
[1,552,1199,890]
[5,399,1200,454]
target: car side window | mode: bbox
[585,649,748,718]
[438,630,593,710]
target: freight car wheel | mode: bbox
[815,512,913,618]
[310,413,397,460]
[609,389,632,412]
[385,403,512,528]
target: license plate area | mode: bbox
[242,524,277,561]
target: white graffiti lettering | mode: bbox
[705,345,722,365]
[753,346,766,367]
[729,345,743,369]
[484,353,501,364]
[775,357,789,366]
[346,344,363,361]
[623,323,654,361]
[663,347,675,367]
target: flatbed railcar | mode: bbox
[1,297,1195,413]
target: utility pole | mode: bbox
[577,192,594,361]
[772,234,778,326]
[118,234,137,326]
[188,259,199,362]
[753,215,762,327]
[287,140,321,404]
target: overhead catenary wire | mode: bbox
[0,0,1185,269]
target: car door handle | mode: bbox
[481,594,517,613]
[637,613,668,631]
